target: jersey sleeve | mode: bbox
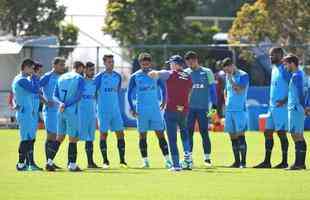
[279,65,292,83]
[206,69,215,85]
[39,73,51,87]
[53,81,62,104]
[18,77,39,94]
[94,72,102,91]
[208,84,218,106]
[236,74,249,88]
[157,79,167,102]
[64,77,85,108]
[127,75,136,112]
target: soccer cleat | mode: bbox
[273,162,288,169]
[204,159,212,168]
[239,164,246,169]
[45,164,56,172]
[141,160,150,169]
[253,161,271,168]
[87,162,100,169]
[27,164,43,171]
[229,162,240,168]
[69,165,82,172]
[53,163,62,169]
[181,160,193,170]
[165,160,173,169]
[102,163,110,169]
[287,164,306,170]
[16,163,27,171]
[120,162,128,169]
[169,167,182,172]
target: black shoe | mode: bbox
[53,163,62,169]
[229,162,240,168]
[69,166,82,172]
[287,164,306,170]
[88,162,100,169]
[273,162,288,169]
[27,163,43,171]
[45,164,56,172]
[16,163,27,171]
[253,161,271,168]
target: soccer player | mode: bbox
[79,62,99,168]
[40,57,66,169]
[283,54,307,170]
[12,59,41,171]
[95,55,127,168]
[254,47,291,169]
[221,58,249,168]
[184,51,217,167]
[148,55,193,171]
[45,61,85,172]
[127,52,171,168]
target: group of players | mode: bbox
[11,47,308,172]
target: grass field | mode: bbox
[1,129,310,200]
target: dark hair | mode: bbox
[33,62,43,72]
[53,57,65,65]
[184,51,198,60]
[283,54,299,66]
[221,57,233,67]
[73,61,85,69]
[86,61,95,68]
[103,54,114,62]
[270,47,284,57]
[21,59,34,70]
[138,52,152,61]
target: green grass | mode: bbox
[1,129,310,200]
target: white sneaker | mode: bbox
[169,167,182,172]
[102,163,110,169]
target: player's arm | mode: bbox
[228,73,249,92]
[53,82,63,105]
[39,73,50,87]
[127,75,137,115]
[18,77,39,94]
[63,77,85,108]
[206,70,218,109]
[148,70,171,81]
[293,74,305,108]
[94,72,102,91]
[157,79,167,110]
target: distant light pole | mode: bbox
[162,33,169,61]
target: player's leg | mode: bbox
[67,114,81,172]
[16,112,29,171]
[111,112,127,167]
[225,112,240,167]
[178,113,192,170]
[115,131,127,167]
[99,133,109,168]
[235,111,248,168]
[254,110,274,168]
[164,111,181,171]
[196,109,212,167]
[288,109,306,170]
[187,109,196,154]
[98,113,111,168]
[139,132,149,168]
[152,111,171,168]
[43,110,61,169]
[45,113,65,171]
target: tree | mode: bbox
[0,0,79,57]
[229,0,310,53]
[103,0,219,65]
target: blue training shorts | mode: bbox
[288,107,304,134]
[224,111,248,134]
[265,106,288,131]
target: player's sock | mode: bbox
[188,129,194,153]
[294,141,302,166]
[68,142,77,165]
[184,151,192,162]
[85,141,94,165]
[47,141,60,162]
[264,138,274,163]
[139,138,148,158]
[25,140,34,166]
[201,130,211,156]
[100,139,108,163]
[279,135,288,164]
[117,138,126,163]
[158,137,169,156]
[300,140,307,166]
[18,141,27,164]
[238,135,247,165]
[204,154,210,161]
[45,140,49,161]
[231,138,240,164]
